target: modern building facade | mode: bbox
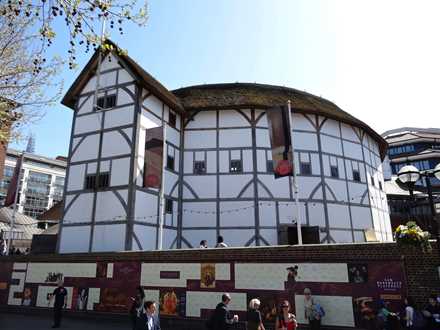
[382,127,440,233]
[58,43,391,253]
[0,149,66,221]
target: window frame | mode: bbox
[230,159,243,173]
[330,165,339,178]
[300,162,312,175]
[353,170,361,182]
[165,199,173,214]
[193,160,206,175]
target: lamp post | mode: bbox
[397,163,440,252]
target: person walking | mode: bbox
[215,236,228,248]
[304,288,322,330]
[130,286,146,330]
[423,295,440,330]
[275,300,297,330]
[247,298,265,330]
[50,279,67,328]
[402,297,415,329]
[136,301,161,330]
[208,293,239,329]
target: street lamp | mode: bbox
[397,163,440,252]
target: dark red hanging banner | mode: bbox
[143,126,163,189]
[266,106,294,178]
[4,155,23,207]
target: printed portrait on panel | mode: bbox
[200,263,216,289]
[76,287,89,311]
[22,286,33,307]
[160,290,178,316]
[45,272,63,284]
[96,263,108,278]
[286,265,299,287]
[348,264,368,283]
[353,296,376,329]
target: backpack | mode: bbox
[315,303,325,317]
[412,310,427,328]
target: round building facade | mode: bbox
[173,83,391,247]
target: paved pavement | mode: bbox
[0,313,131,330]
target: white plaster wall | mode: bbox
[117,87,135,105]
[293,132,318,151]
[164,171,179,196]
[327,203,351,229]
[258,202,276,226]
[186,110,216,129]
[104,106,134,129]
[325,179,348,202]
[351,206,373,230]
[101,131,131,157]
[133,224,157,250]
[134,190,159,224]
[219,129,252,148]
[143,95,163,118]
[185,130,216,149]
[92,224,126,252]
[67,164,86,191]
[74,113,102,135]
[255,128,270,148]
[219,110,250,127]
[321,134,343,155]
[166,125,180,146]
[219,175,253,198]
[95,191,127,222]
[219,201,255,227]
[184,175,217,199]
[59,226,91,253]
[341,123,360,142]
[63,193,94,223]
[118,69,135,84]
[219,229,255,246]
[260,228,278,245]
[140,110,162,129]
[292,113,316,131]
[330,230,354,243]
[308,202,326,227]
[110,157,131,186]
[258,175,290,199]
[278,202,307,225]
[163,228,177,249]
[76,95,94,115]
[320,119,341,137]
[182,202,216,227]
[207,151,216,173]
[71,134,100,162]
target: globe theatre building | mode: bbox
[57,44,391,253]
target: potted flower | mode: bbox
[395,221,431,252]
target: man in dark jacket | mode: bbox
[136,301,161,330]
[210,293,239,330]
[50,279,67,328]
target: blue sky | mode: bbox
[11,0,440,157]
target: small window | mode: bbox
[266,160,274,173]
[165,199,173,214]
[169,112,176,128]
[379,181,383,191]
[85,174,97,190]
[96,94,116,110]
[330,165,339,178]
[370,175,375,187]
[194,161,206,175]
[98,172,110,188]
[167,155,175,171]
[230,160,242,173]
[300,162,312,175]
[353,170,361,182]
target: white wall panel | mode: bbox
[182,229,217,248]
[104,106,134,129]
[219,129,252,148]
[95,191,127,222]
[308,202,326,227]
[163,228,177,249]
[133,224,157,250]
[92,224,126,252]
[186,292,247,318]
[140,110,161,129]
[219,175,253,198]
[351,206,372,229]
[184,151,193,174]
[325,179,348,202]
[321,134,343,155]
[278,202,307,225]
[293,132,318,151]
[219,110,250,127]
[186,110,217,129]
[296,177,322,199]
[134,191,158,223]
[99,54,120,71]
[320,119,341,137]
[67,164,86,191]
[71,134,100,162]
[101,131,131,157]
[255,128,270,147]
[164,171,179,196]
[143,95,163,118]
[117,87,134,105]
[292,113,316,131]
[220,201,254,227]
[327,203,351,228]
[182,202,216,227]
[219,229,254,246]
[185,175,217,198]
[343,140,363,160]
[242,150,253,172]
[207,151,216,173]
[259,202,276,226]
[74,113,102,135]
[166,125,180,146]
[330,230,353,243]
[110,157,130,186]
[185,130,216,149]
[258,175,290,198]
[59,226,91,253]
[118,69,135,84]
[77,95,94,115]
[63,193,94,223]
[341,123,360,142]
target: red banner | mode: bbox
[266,106,293,178]
[143,127,163,189]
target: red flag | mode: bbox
[4,155,23,207]
[143,127,164,189]
[266,106,294,178]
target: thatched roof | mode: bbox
[173,83,387,159]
